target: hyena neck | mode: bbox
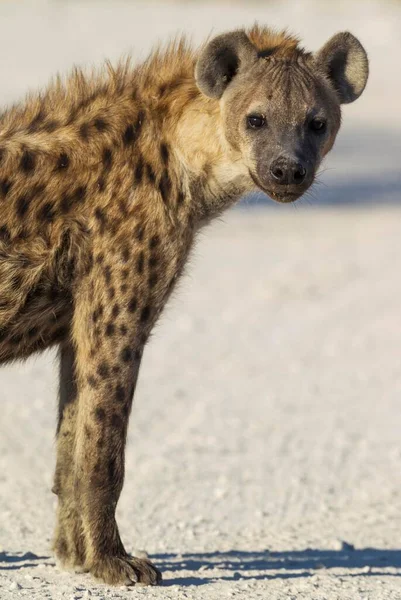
[136,44,251,226]
[171,94,251,224]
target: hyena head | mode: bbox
[195,28,368,203]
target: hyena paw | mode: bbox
[91,555,162,586]
[53,533,87,573]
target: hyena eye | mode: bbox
[247,114,266,129]
[310,118,327,133]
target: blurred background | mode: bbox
[0,2,400,598]
[0,0,399,204]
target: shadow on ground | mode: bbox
[155,548,401,587]
[0,551,52,571]
[1,548,400,587]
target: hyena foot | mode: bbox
[53,505,87,573]
[91,555,162,586]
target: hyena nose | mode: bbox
[270,157,307,186]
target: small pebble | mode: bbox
[10,581,22,591]
[334,539,355,552]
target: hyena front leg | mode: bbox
[69,271,161,586]
[53,341,87,571]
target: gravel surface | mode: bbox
[1,208,401,599]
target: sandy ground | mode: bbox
[0,1,401,599]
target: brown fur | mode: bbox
[0,25,368,586]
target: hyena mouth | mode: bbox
[267,189,301,203]
[249,171,303,204]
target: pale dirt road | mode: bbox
[1,208,401,599]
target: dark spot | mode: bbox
[95,253,104,264]
[97,362,109,379]
[0,225,10,242]
[149,254,159,269]
[1,178,12,197]
[135,224,144,242]
[146,163,156,185]
[108,286,115,300]
[60,185,86,213]
[134,156,144,185]
[136,251,144,274]
[20,150,36,173]
[135,349,142,361]
[118,199,128,218]
[160,143,169,165]
[44,120,60,133]
[94,407,106,422]
[140,305,151,323]
[111,413,124,429]
[38,202,56,223]
[10,333,23,345]
[123,124,135,146]
[27,326,38,338]
[84,251,94,276]
[94,118,108,132]
[128,296,137,313]
[120,283,128,294]
[120,324,128,336]
[177,190,185,206]
[79,123,90,140]
[105,322,115,336]
[102,148,113,171]
[122,246,130,263]
[115,384,125,403]
[16,195,30,217]
[149,273,158,288]
[121,268,129,280]
[28,109,45,133]
[112,304,120,318]
[57,153,69,170]
[121,346,132,362]
[92,304,103,324]
[159,171,171,204]
[95,208,107,232]
[104,265,111,284]
[112,365,121,374]
[84,425,92,438]
[149,235,160,249]
[87,375,97,388]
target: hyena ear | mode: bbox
[315,32,369,104]
[195,31,258,99]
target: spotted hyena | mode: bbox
[0,26,368,585]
